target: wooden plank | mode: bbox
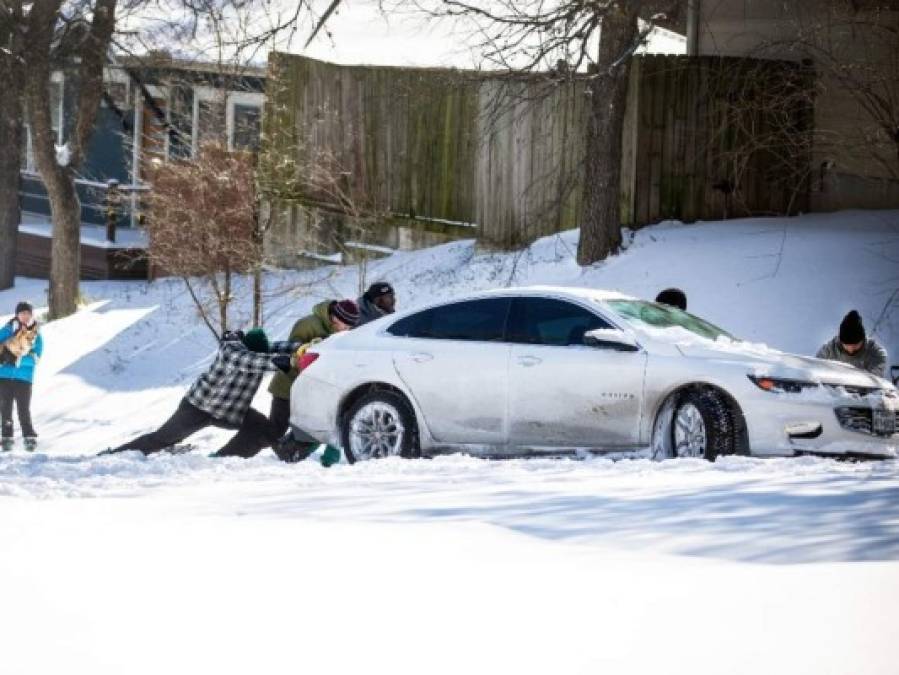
[648,55,665,223]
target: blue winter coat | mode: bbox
[0,320,44,384]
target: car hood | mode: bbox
[669,339,887,388]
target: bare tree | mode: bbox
[146,142,260,338]
[0,0,25,290]
[397,0,681,265]
[22,1,117,318]
[8,0,340,320]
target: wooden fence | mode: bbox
[262,53,813,254]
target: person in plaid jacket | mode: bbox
[103,328,298,457]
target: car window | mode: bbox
[606,300,734,341]
[387,298,511,341]
[507,297,612,346]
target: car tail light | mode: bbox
[298,351,319,372]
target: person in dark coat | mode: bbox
[0,302,43,452]
[102,329,298,457]
[356,281,396,326]
[655,288,687,311]
[816,310,887,378]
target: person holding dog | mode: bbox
[0,302,43,452]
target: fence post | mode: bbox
[105,179,120,243]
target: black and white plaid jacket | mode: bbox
[185,340,296,427]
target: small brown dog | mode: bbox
[0,321,39,367]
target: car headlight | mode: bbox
[748,375,819,394]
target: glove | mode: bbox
[221,329,245,343]
[271,354,292,373]
[320,445,341,467]
[291,338,323,369]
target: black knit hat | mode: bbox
[330,299,360,327]
[839,310,865,345]
[655,288,687,311]
[15,301,33,315]
[364,281,395,302]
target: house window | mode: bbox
[197,98,227,149]
[168,84,194,160]
[232,104,261,151]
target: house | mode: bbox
[18,54,267,280]
[687,0,899,211]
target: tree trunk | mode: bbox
[252,267,262,327]
[23,0,117,319]
[220,267,231,334]
[0,1,25,291]
[0,97,22,291]
[45,169,81,317]
[577,8,640,266]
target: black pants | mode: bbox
[0,378,36,439]
[112,398,278,458]
[270,396,318,443]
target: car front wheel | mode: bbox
[341,389,419,463]
[672,389,737,461]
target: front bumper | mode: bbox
[747,389,899,458]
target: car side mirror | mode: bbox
[583,328,640,352]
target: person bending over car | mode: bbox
[356,281,396,326]
[816,310,887,378]
[655,288,687,312]
[102,329,297,458]
[267,299,359,460]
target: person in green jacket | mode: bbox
[269,299,359,460]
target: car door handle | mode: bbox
[516,355,542,367]
[410,352,434,363]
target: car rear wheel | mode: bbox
[341,389,419,463]
[672,390,736,461]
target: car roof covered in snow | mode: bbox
[477,286,637,302]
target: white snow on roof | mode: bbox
[481,285,635,302]
[19,217,148,250]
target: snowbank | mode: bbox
[3,209,896,457]
[1,210,898,674]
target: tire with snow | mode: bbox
[341,389,419,464]
[671,389,736,461]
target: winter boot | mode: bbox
[24,437,37,452]
[273,433,317,464]
[320,445,341,467]
[1,438,12,452]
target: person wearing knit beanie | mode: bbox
[838,310,865,347]
[329,299,360,329]
[655,288,687,312]
[241,327,270,354]
[816,310,888,378]
[357,281,397,326]
[267,299,360,462]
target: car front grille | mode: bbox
[824,383,883,397]
[835,407,899,436]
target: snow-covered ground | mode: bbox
[1,210,898,673]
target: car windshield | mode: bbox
[605,300,736,341]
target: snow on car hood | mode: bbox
[636,325,888,388]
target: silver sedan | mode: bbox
[289,287,899,462]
